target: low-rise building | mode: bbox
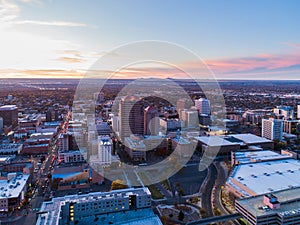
[226,158,300,198]
[172,136,194,158]
[30,132,54,140]
[58,151,86,164]
[22,139,50,155]
[19,113,42,129]
[236,187,300,225]
[0,160,33,176]
[0,143,22,155]
[0,173,29,212]
[13,129,29,139]
[124,135,146,161]
[52,165,103,191]
[231,150,292,166]
[36,188,161,225]
[224,134,274,150]
[283,120,300,134]
[195,136,240,156]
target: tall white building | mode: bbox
[195,98,210,115]
[297,105,300,119]
[262,118,283,141]
[181,109,199,128]
[110,113,120,133]
[98,135,112,165]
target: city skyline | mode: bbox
[0,0,300,80]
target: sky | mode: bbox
[0,0,300,79]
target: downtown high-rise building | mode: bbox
[195,98,210,115]
[181,109,199,128]
[262,118,283,141]
[119,96,144,141]
[176,98,193,117]
[144,105,159,136]
[98,135,112,165]
[0,105,18,129]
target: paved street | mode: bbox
[201,164,217,217]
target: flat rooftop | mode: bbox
[195,136,239,147]
[125,137,146,149]
[37,206,161,225]
[98,136,112,146]
[44,121,60,126]
[228,159,300,197]
[237,187,300,217]
[0,155,14,162]
[0,174,30,200]
[173,136,190,145]
[0,105,17,110]
[233,150,292,164]
[61,188,150,204]
[227,134,273,144]
[30,132,54,137]
[0,143,22,151]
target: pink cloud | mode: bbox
[202,52,300,77]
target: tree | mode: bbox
[178,210,184,221]
[213,207,221,216]
[192,196,199,203]
[200,208,206,218]
[178,188,184,196]
[110,179,128,191]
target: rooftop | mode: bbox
[38,203,159,225]
[0,105,17,111]
[0,155,14,163]
[237,187,300,217]
[233,150,292,164]
[0,174,29,200]
[44,121,60,126]
[30,132,54,137]
[0,143,22,149]
[173,136,190,145]
[226,133,273,144]
[98,135,112,145]
[228,159,300,197]
[125,137,146,149]
[195,136,239,147]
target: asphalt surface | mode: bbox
[200,164,217,217]
[187,213,242,225]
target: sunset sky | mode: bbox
[0,0,300,79]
